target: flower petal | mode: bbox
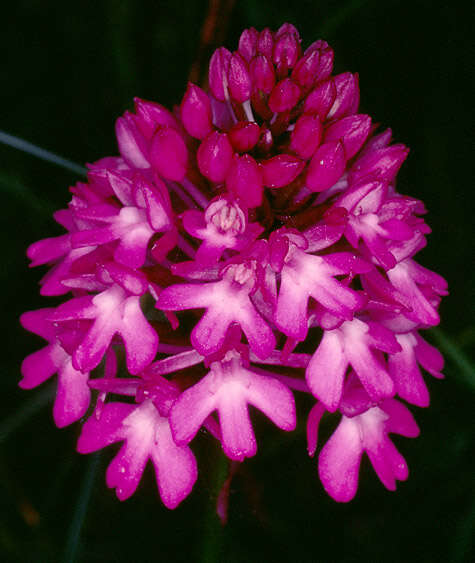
[319,417,362,502]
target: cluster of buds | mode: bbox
[21,23,447,509]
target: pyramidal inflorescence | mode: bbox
[21,23,447,509]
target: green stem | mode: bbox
[431,327,475,391]
[200,452,228,563]
[62,453,99,563]
[0,130,86,176]
[0,386,54,444]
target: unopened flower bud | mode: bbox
[181,83,213,140]
[261,154,304,188]
[273,32,300,73]
[257,28,274,58]
[306,141,346,192]
[133,98,178,139]
[290,114,323,159]
[268,78,301,113]
[228,53,252,103]
[150,126,188,181]
[250,55,275,94]
[197,131,234,183]
[209,47,232,101]
[228,121,260,152]
[226,154,263,208]
[275,23,300,40]
[305,40,334,82]
[304,79,337,119]
[292,49,321,89]
[327,72,360,120]
[351,144,409,183]
[238,27,258,62]
[115,112,150,169]
[256,125,273,153]
[325,114,372,159]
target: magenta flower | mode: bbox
[77,398,197,508]
[49,281,158,374]
[307,391,420,502]
[306,317,400,411]
[269,228,371,340]
[20,308,91,427]
[181,195,263,264]
[169,350,296,461]
[21,23,447,509]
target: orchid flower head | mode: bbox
[21,22,447,511]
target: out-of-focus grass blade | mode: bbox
[0,130,86,177]
[40,453,76,517]
[456,326,475,349]
[200,452,228,563]
[0,171,55,215]
[431,327,475,391]
[0,386,54,444]
[62,453,99,563]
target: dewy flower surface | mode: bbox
[21,23,448,509]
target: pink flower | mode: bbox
[71,172,175,269]
[388,330,444,406]
[182,195,263,264]
[20,309,91,427]
[306,317,401,411]
[156,260,276,359]
[170,350,296,461]
[270,228,371,340]
[308,395,419,502]
[332,178,421,270]
[49,282,158,374]
[77,399,197,508]
[386,258,448,326]
[21,23,447,510]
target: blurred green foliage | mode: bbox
[1,1,473,561]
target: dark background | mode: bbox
[1,1,474,561]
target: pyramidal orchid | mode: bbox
[21,23,447,510]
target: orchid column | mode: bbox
[21,22,447,508]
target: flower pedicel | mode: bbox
[21,23,447,509]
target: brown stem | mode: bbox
[188,0,236,88]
